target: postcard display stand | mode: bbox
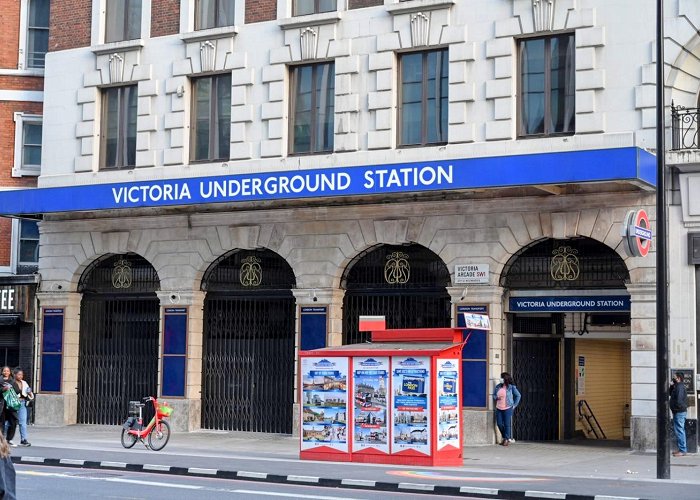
[300,328,464,466]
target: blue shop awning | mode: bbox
[0,147,656,216]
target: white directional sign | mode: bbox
[454,264,489,284]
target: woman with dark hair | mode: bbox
[0,433,17,498]
[492,372,521,446]
[0,367,18,447]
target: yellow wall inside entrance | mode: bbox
[574,340,631,440]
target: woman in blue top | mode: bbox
[492,372,521,446]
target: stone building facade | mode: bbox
[0,0,698,451]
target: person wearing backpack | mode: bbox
[0,367,19,447]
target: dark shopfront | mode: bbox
[0,278,37,385]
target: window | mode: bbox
[191,74,231,161]
[101,86,137,169]
[519,33,575,137]
[294,0,336,16]
[399,49,448,146]
[196,0,235,30]
[290,63,335,154]
[18,220,39,267]
[27,0,49,68]
[12,113,42,177]
[105,0,142,43]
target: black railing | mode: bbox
[578,399,607,439]
[671,102,700,150]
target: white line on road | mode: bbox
[232,489,363,500]
[104,477,202,490]
[459,486,498,495]
[398,482,434,491]
[188,467,218,475]
[525,492,566,499]
[286,475,320,483]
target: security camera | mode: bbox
[312,295,318,302]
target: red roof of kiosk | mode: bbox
[300,327,464,357]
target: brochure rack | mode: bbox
[300,327,464,466]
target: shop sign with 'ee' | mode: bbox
[0,288,16,311]
[454,264,489,284]
[621,209,652,257]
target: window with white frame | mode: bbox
[18,220,39,268]
[12,113,42,177]
[101,85,138,169]
[26,0,49,69]
[195,0,235,30]
[191,74,232,161]
[105,0,143,43]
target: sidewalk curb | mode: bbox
[11,455,650,500]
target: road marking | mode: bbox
[100,461,127,468]
[526,492,566,499]
[142,464,171,472]
[341,479,376,487]
[459,486,499,495]
[286,475,320,483]
[105,477,202,490]
[398,482,434,491]
[19,456,44,463]
[237,470,268,479]
[387,470,550,482]
[188,467,218,475]
[232,490,362,500]
[594,497,641,500]
[59,459,85,466]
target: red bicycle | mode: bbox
[121,396,173,451]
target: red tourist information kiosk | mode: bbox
[299,326,464,466]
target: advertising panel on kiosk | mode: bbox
[301,357,350,460]
[391,356,431,456]
[436,359,460,450]
[352,357,389,455]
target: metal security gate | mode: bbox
[77,254,160,425]
[512,337,560,441]
[342,244,451,345]
[202,293,295,433]
[201,249,296,433]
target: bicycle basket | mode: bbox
[157,402,173,418]
[128,401,141,416]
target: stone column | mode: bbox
[156,290,205,432]
[34,291,82,426]
[448,285,505,445]
[627,282,657,451]
[291,288,345,436]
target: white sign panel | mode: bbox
[301,357,349,452]
[455,264,489,284]
[352,357,390,454]
[391,356,431,455]
[436,359,460,450]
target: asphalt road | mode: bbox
[16,464,469,500]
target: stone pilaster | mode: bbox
[34,291,82,426]
[156,290,205,432]
[627,282,657,451]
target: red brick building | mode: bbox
[0,0,47,375]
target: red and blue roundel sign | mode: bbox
[622,209,652,257]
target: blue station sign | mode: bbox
[509,296,631,313]
[0,147,655,215]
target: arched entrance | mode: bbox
[501,237,631,442]
[342,244,451,345]
[201,249,296,433]
[78,254,160,424]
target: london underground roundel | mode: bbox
[622,209,652,258]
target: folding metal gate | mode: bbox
[202,293,295,433]
[512,337,560,441]
[78,295,159,424]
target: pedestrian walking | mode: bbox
[0,367,18,447]
[0,433,16,499]
[493,372,521,446]
[670,371,688,457]
[12,369,32,447]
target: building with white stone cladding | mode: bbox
[2,0,698,451]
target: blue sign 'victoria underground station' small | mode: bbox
[509,295,631,313]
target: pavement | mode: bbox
[10,425,700,499]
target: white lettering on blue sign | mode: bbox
[509,296,630,312]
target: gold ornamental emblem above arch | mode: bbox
[550,245,580,281]
[112,258,133,289]
[240,256,262,287]
[384,251,410,284]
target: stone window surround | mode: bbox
[17,0,48,73]
[277,0,348,24]
[8,218,39,274]
[12,112,42,178]
[484,1,605,141]
[91,0,152,49]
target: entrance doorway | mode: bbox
[201,249,296,433]
[342,244,451,345]
[77,254,160,425]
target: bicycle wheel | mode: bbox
[121,428,138,449]
[148,420,171,451]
